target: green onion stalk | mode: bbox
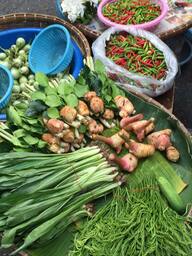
[0,146,122,254]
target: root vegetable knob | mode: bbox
[114,95,135,117]
[129,140,155,158]
[109,153,138,172]
[147,129,171,151]
[166,146,180,162]
[77,100,89,116]
[103,109,114,120]
[84,91,97,102]
[92,133,125,154]
[48,144,60,153]
[46,119,65,134]
[74,133,84,144]
[90,96,104,114]
[60,106,77,123]
[42,133,60,145]
[120,113,144,128]
[145,122,155,135]
[62,129,75,143]
[88,120,104,134]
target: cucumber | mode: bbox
[157,176,185,214]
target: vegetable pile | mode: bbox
[0,38,69,107]
[0,146,121,254]
[70,174,192,256]
[102,0,161,25]
[106,32,167,80]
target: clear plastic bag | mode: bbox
[92,27,178,97]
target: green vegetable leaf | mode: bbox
[7,106,22,126]
[94,60,105,74]
[31,92,46,102]
[74,84,89,98]
[37,140,47,149]
[63,94,78,108]
[13,129,26,138]
[23,135,39,145]
[45,95,62,108]
[47,108,60,119]
[35,73,49,87]
[58,82,74,97]
[45,86,57,96]
[111,83,125,98]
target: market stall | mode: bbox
[0,1,192,256]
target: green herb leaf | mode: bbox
[31,91,46,102]
[37,140,47,149]
[63,94,78,108]
[45,95,62,108]
[23,135,39,145]
[7,106,22,126]
[45,86,57,95]
[94,60,105,74]
[58,82,75,96]
[35,73,49,87]
[13,129,26,138]
[47,108,60,119]
[74,84,89,98]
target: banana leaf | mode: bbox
[1,89,192,256]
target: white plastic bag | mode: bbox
[92,27,178,97]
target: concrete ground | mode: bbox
[0,1,191,255]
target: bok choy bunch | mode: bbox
[0,146,121,254]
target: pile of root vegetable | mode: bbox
[0,59,192,256]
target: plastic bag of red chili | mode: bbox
[92,27,178,97]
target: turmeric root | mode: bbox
[147,129,171,151]
[166,146,180,162]
[129,139,155,158]
[114,95,135,117]
[60,106,77,123]
[109,153,138,172]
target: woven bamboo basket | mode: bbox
[0,13,91,57]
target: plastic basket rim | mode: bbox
[0,64,14,107]
[29,24,73,74]
[97,0,169,30]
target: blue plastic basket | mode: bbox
[29,24,74,75]
[0,64,14,109]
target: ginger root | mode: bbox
[46,119,65,134]
[166,146,180,162]
[88,120,104,134]
[147,129,171,151]
[60,106,77,123]
[129,139,155,158]
[114,95,135,117]
[62,129,75,143]
[90,96,104,114]
[84,91,97,102]
[103,109,114,120]
[77,100,89,116]
[42,133,60,145]
[109,153,138,172]
[120,113,144,128]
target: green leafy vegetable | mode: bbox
[45,95,62,108]
[31,91,46,102]
[35,73,49,87]
[63,94,78,108]
[47,108,60,119]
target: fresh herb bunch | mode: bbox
[70,174,192,256]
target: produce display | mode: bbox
[0,23,191,256]
[0,147,121,254]
[0,38,69,107]
[106,32,167,80]
[102,0,161,25]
